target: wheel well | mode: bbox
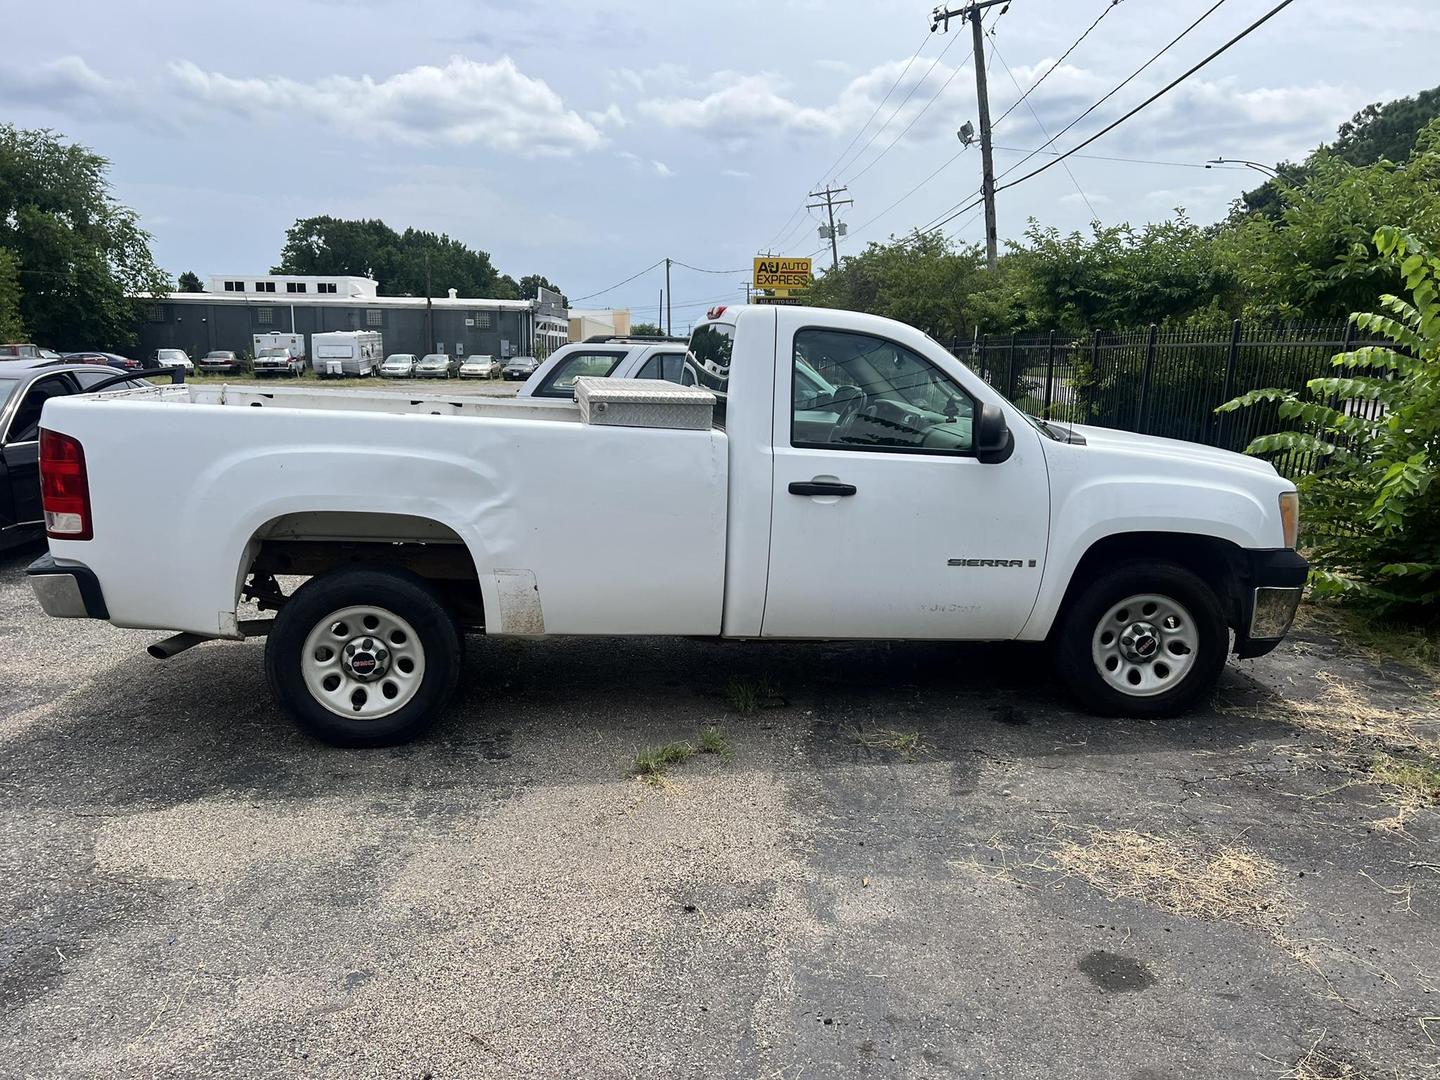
[239,511,485,628]
[1058,532,1248,632]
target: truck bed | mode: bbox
[41,380,728,639]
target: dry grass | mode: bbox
[1267,1036,1372,1080]
[1295,602,1440,675]
[1267,672,1440,756]
[1046,827,1283,924]
[844,726,927,760]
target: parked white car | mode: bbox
[380,354,417,378]
[27,304,1306,748]
[459,355,501,380]
[151,348,193,373]
[517,338,689,399]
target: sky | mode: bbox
[2,0,1436,329]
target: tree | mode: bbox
[630,322,666,337]
[518,273,568,307]
[176,270,205,292]
[0,125,171,349]
[0,248,24,341]
[1219,226,1440,613]
[1238,84,1440,218]
[273,215,520,298]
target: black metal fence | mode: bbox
[954,320,1363,474]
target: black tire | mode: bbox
[1054,559,1228,718]
[265,567,462,747]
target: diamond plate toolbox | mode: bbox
[573,377,716,430]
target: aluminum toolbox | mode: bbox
[572,377,716,430]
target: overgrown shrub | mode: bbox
[1218,227,1440,613]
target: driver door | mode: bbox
[763,324,1048,641]
[4,374,78,527]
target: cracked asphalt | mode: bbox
[1,541,1437,1079]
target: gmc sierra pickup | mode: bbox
[27,304,1306,746]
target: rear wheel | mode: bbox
[265,567,462,747]
[1054,560,1227,717]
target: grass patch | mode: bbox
[632,728,736,785]
[698,726,733,762]
[1366,752,1440,829]
[1046,827,1282,924]
[725,676,778,715]
[1268,1040,1372,1080]
[632,741,696,785]
[845,726,927,761]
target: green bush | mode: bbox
[1218,227,1440,612]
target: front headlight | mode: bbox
[1279,491,1300,548]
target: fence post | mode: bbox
[1006,332,1016,400]
[1216,319,1242,448]
[1044,330,1056,417]
[978,332,988,383]
[1137,323,1159,433]
[1087,328,1100,425]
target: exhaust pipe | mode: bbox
[147,632,208,660]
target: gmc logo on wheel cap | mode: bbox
[351,654,377,674]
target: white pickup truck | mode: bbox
[26,304,1306,747]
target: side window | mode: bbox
[635,352,685,382]
[8,375,75,443]
[536,351,624,398]
[791,329,975,454]
[684,324,734,428]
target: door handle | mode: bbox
[788,481,857,497]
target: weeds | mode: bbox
[698,726,733,763]
[632,742,695,785]
[632,728,734,785]
[845,726,927,761]
[1367,753,1440,829]
[1295,603,1440,675]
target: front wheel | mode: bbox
[1053,560,1227,717]
[265,567,462,746]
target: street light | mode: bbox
[1206,157,1279,178]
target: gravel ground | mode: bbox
[1,543,1437,1079]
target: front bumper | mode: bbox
[1234,548,1307,658]
[27,552,109,619]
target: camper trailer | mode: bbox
[312,331,383,378]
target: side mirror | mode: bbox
[976,403,1014,464]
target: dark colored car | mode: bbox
[62,351,144,372]
[503,356,539,380]
[199,350,243,374]
[0,362,149,551]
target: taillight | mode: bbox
[40,429,92,540]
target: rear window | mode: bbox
[683,324,735,427]
[536,351,625,399]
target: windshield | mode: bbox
[385,354,413,363]
[158,349,184,359]
[421,354,447,363]
[258,349,287,358]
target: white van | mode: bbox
[312,331,383,378]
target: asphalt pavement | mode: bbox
[1,544,1435,1079]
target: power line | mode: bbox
[569,259,665,303]
[669,260,749,275]
[988,0,1230,190]
[844,144,972,243]
[927,0,1297,234]
[760,29,933,253]
[991,0,1125,130]
[992,144,1250,170]
[990,38,1097,219]
[840,25,966,183]
[845,35,976,183]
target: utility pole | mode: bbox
[424,251,434,352]
[808,185,853,269]
[932,0,1007,269]
[665,257,672,335]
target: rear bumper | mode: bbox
[1234,548,1307,659]
[26,552,109,619]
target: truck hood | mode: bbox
[1062,422,1280,480]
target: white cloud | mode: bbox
[585,103,627,128]
[652,160,673,177]
[0,55,138,118]
[721,168,751,179]
[1059,192,1110,207]
[166,55,602,156]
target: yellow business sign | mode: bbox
[753,257,812,293]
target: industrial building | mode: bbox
[136,275,571,362]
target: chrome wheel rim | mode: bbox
[1091,593,1198,697]
[301,605,426,720]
